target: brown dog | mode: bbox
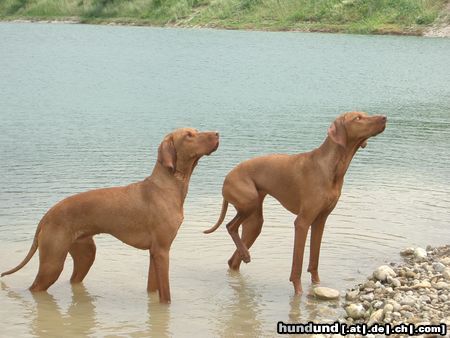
[204,112,386,295]
[1,128,219,303]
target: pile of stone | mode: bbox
[341,245,450,327]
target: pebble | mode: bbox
[392,311,401,318]
[400,295,416,306]
[368,309,384,326]
[419,295,431,303]
[387,276,401,287]
[432,262,446,273]
[345,303,365,319]
[403,311,414,319]
[434,281,448,290]
[440,257,450,266]
[439,294,448,302]
[339,245,450,327]
[373,265,396,282]
[360,293,374,302]
[345,290,359,301]
[363,280,376,289]
[412,280,431,289]
[313,286,340,300]
[383,303,394,314]
[400,247,415,256]
[405,270,416,278]
[414,247,427,261]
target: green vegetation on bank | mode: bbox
[0,0,448,35]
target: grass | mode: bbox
[0,0,448,35]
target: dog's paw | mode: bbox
[240,251,251,263]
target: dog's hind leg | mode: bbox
[69,236,96,284]
[228,194,266,270]
[29,227,71,292]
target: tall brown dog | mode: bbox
[204,112,386,295]
[1,128,219,303]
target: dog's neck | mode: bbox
[149,159,198,205]
[316,137,361,185]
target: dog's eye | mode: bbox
[186,132,194,138]
[354,116,361,121]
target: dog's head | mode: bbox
[158,128,219,174]
[327,111,386,149]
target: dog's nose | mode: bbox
[215,132,219,137]
[381,115,387,122]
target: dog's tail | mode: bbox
[203,199,228,234]
[1,221,42,277]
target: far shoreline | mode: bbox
[1,16,449,38]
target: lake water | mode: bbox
[0,22,449,337]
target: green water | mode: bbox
[0,23,449,337]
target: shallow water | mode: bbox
[0,23,449,337]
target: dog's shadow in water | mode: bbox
[1,281,96,337]
[1,281,170,338]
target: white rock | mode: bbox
[391,300,401,312]
[392,311,401,318]
[400,295,416,307]
[419,295,431,303]
[387,276,401,287]
[414,247,427,261]
[442,268,450,280]
[440,257,450,266]
[346,290,360,301]
[368,309,384,326]
[432,262,446,273]
[412,280,431,289]
[416,321,431,326]
[439,294,448,302]
[313,286,340,300]
[383,303,394,314]
[400,247,415,256]
[385,287,394,293]
[434,281,448,290]
[373,265,396,282]
[373,300,384,309]
[346,303,365,319]
[403,311,414,319]
[361,293,374,302]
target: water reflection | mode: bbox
[215,271,263,337]
[144,293,171,338]
[0,282,171,338]
[1,283,97,337]
[33,285,97,337]
[288,286,341,323]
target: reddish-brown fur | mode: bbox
[1,128,219,303]
[204,112,386,294]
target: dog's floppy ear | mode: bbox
[158,135,177,173]
[327,118,347,148]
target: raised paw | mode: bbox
[240,250,251,263]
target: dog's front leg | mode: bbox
[147,252,159,293]
[307,213,329,285]
[153,250,171,304]
[289,215,312,295]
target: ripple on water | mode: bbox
[1,23,450,337]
